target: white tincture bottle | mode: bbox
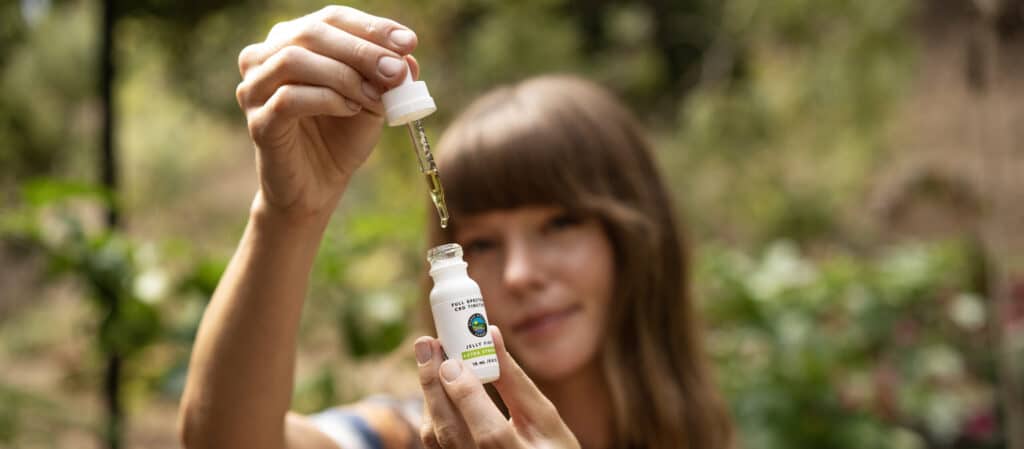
[427,243,500,383]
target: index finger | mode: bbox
[314,5,418,54]
[438,358,521,449]
[490,326,566,434]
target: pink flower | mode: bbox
[1006,278,1024,333]
[962,409,997,441]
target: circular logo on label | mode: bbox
[467,313,488,337]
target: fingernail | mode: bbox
[344,98,361,112]
[440,359,462,382]
[415,340,432,364]
[389,29,416,48]
[377,56,405,78]
[361,81,380,100]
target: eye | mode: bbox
[463,237,498,255]
[544,212,582,233]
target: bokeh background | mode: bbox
[2,0,1024,448]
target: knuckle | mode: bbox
[419,425,441,449]
[320,5,348,18]
[237,44,259,75]
[247,111,270,141]
[267,21,291,40]
[434,423,465,449]
[337,64,359,88]
[418,369,439,388]
[322,5,387,41]
[475,425,514,449]
[363,18,380,39]
[316,88,341,112]
[329,5,356,22]
[350,39,376,64]
[274,45,305,70]
[234,81,249,107]
[435,434,459,448]
[266,85,294,113]
[419,423,433,439]
[445,382,475,404]
[291,21,323,46]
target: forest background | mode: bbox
[2,0,1024,448]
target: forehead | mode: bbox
[454,206,565,232]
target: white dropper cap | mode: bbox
[381,63,436,126]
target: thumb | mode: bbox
[405,54,420,80]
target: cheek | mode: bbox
[567,231,616,307]
[569,233,615,353]
[552,230,616,352]
[473,275,514,326]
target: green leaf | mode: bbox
[21,178,111,207]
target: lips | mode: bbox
[512,305,581,338]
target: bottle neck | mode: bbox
[429,262,468,283]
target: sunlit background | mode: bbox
[2,0,1024,448]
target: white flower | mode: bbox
[20,0,51,27]
[363,291,404,324]
[919,344,964,380]
[746,241,817,299]
[924,392,965,444]
[37,209,72,247]
[347,248,404,289]
[134,269,168,304]
[949,293,986,331]
[890,427,925,449]
[777,311,811,346]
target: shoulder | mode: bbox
[307,395,424,449]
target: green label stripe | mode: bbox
[461,346,496,360]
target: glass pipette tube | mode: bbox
[407,119,449,228]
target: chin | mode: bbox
[512,332,598,382]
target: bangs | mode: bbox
[437,106,586,216]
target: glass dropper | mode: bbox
[380,62,449,229]
[406,119,449,228]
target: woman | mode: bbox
[177,5,732,449]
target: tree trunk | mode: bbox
[99,1,122,448]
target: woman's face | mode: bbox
[453,206,614,383]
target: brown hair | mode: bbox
[423,75,733,449]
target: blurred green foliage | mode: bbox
[2,180,160,358]
[702,240,1001,448]
[0,179,225,445]
[0,0,1014,447]
[0,0,97,187]
[673,0,915,243]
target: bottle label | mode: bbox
[432,297,499,371]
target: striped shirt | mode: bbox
[308,395,424,449]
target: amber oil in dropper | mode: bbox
[406,119,449,228]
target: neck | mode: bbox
[536,360,613,449]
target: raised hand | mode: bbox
[235,5,420,223]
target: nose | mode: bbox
[502,235,545,296]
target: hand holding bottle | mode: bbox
[414,326,582,449]
[234,6,420,224]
